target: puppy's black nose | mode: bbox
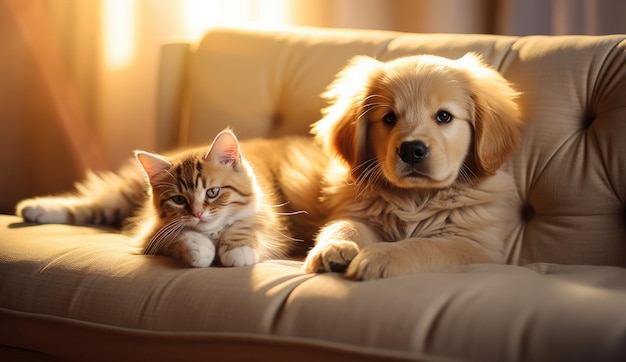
[398,141,429,165]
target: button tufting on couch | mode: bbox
[1,26,625,361]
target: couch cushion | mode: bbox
[0,217,310,333]
[2,214,625,361]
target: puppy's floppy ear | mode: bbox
[458,53,523,175]
[311,56,382,171]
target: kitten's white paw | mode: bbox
[220,246,258,267]
[17,201,71,224]
[172,231,215,267]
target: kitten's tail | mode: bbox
[16,162,145,226]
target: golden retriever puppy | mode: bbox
[303,53,523,280]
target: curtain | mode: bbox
[1,0,624,214]
[0,0,106,213]
[287,0,626,35]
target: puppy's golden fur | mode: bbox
[303,53,523,280]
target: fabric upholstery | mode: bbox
[2,26,626,361]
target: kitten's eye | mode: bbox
[382,112,398,126]
[170,195,187,205]
[436,110,453,124]
[206,187,221,199]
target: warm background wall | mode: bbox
[1,0,625,214]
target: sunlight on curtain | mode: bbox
[102,0,136,70]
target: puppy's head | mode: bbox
[312,53,522,189]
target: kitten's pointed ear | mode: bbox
[135,151,172,179]
[204,129,242,167]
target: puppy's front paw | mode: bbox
[303,240,360,273]
[345,243,400,280]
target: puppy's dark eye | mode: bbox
[171,195,187,205]
[383,112,398,126]
[206,187,221,199]
[436,111,453,124]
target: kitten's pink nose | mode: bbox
[194,211,203,219]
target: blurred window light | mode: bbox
[102,0,291,70]
[102,0,136,70]
[183,0,219,40]
[183,0,291,41]
[255,0,291,26]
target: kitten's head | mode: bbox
[135,130,257,233]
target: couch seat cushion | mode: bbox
[1,215,625,361]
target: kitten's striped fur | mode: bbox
[17,130,327,267]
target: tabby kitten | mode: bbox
[17,130,291,267]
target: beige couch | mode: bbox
[1,26,626,361]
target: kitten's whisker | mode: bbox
[269,202,290,208]
[272,229,303,243]
[144,219,185,255]
[266,202,308,216]
[273,210,308,216]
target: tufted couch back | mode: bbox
[158,26,626,267]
